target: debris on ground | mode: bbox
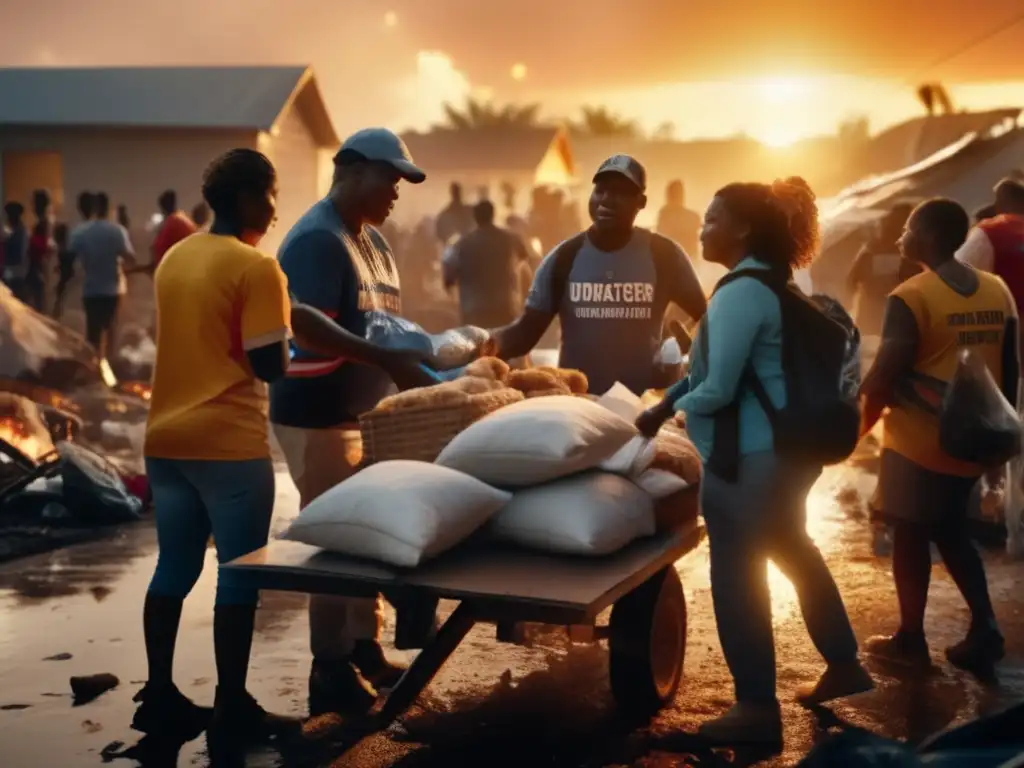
[44,652,73,661]
[70,673,119,705]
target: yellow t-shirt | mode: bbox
[883,268,1016,477]
[144,233,291,461]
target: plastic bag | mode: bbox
[797,730,921,767]
[57,442,143,525]
[1006,380,1024,558]
[939,349,1022,467]
[363,311,489,371]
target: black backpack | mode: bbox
[704,269,861,481]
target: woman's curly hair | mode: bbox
[714,175,820,271]
[201,149,276,220]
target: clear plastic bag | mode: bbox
[1006,380,1024,558]
[939,349,1023,467]
[363,311,490,371]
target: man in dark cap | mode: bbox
[270,128,432,716]
[487,155,707,395]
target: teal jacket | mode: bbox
[667,257,787,461]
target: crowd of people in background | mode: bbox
[0,185,214,361]
[0,167,706,373]
[2,125,1023,754]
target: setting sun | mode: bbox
[757,129,800,148]
[511,62,528,81]
[756,76,815,103]
[749,75,820,148]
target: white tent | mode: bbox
[812,124,1024,302]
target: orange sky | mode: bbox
[3,0,1024,144]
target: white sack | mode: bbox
[490,472,655,555]
[436,395,636,487]
[283,460,509,567]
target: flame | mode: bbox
[99,358,118,389]
[119,381,152,402]
[0,416,53,463]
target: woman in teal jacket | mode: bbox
[638,178,872,747]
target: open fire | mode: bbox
[0,415,54,463]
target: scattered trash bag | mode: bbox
[797,730,922,767]
[364,311,489,371]
[919,702,1024,754]
[1006,380,1024,558]
[918,750,1024,767]
[939,349,1023,467]
[57,442,143,525]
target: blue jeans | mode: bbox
[146,457,274,606]
[702,452,859,702]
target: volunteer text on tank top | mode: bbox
[884,268,1014,476]
[556,230,665,395]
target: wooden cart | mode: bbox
[223,519,702,733]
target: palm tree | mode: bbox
[652,121,676,141]
[440,98,542,130]
[569,105,640,138]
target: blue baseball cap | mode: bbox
[335,128,426,184]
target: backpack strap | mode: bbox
[548,233,588,312]
[701,268,787,482]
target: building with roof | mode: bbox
[396,126,575,225]
[812,111,1024,301]
[0,66,338,254]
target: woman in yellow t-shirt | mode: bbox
[860,198,1019,675]
[133,149,295,744]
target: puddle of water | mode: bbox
[0,462,1021,767]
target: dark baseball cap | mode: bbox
[593,154,646,192]
[334,128,426,184]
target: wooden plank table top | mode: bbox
[225,521,701,618]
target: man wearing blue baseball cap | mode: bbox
[270,128,431,716]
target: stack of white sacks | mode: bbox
[283,387,697,568]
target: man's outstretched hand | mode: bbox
[381,349,438,391]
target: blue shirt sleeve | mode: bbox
[278,230,350,318]
[675,277,772,416]
[524,248,558,314]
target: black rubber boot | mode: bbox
[207,604,297,748]
[131,683,211,736]
[142,593,184,691]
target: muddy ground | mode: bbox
[0,464,1022,768]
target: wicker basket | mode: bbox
[360,388,523,464]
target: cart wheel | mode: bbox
[609,566,686,719]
